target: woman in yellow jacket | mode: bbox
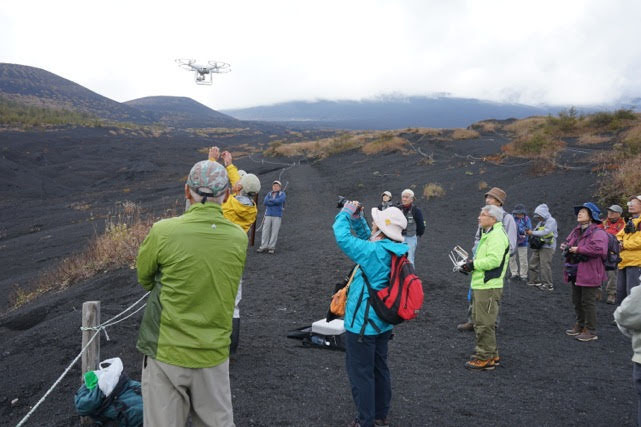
[617,195,641,304]
[209,147,261,353]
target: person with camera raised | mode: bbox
[561,203,608,342]
[617,195,641,304]
[333,200,408,427]
[526,204,558,291]
[459,204,510,370]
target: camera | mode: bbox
[625,220,637,234]
[337,196,362,213]
[562,247,588,264]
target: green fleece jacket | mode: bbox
[471,222,510,290]
[136,202,248,368]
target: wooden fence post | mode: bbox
[81,301,100,424]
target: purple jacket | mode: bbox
[563,223,608,287]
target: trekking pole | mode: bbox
[250,192,259,246]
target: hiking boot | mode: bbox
[268,248,275,254]
[538,284,554,291]
[347,419,361,427]
[527,282,541,287]
[576,329,598,342]
[465,358,495,371]
[374,419,390,427]
[256,247,266,253]
[565,324,582,336]
[471,354,500,366]
[457,321,474,332]
[607,295,616,305]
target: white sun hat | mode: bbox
[370,207,407,242]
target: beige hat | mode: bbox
[382,191,392,198]
[485,187,506,205]
[371,207,407,242]
[629,195,641,203]
[240,173,261,194]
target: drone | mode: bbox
[176,59,231,85]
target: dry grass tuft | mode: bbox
[503,117,547,136]
[577,134,611,145]
[9,202,177,309]
[361,135,409,155]
[471,121,500,133]
[451,129,480,140]
[478,181,489,191]
[405,128,443,136]
[422,183,445,200]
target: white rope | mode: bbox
[15,330,100,427]
[15,290,150,427]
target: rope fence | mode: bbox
[15,291,150,427]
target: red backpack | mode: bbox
[362,253,424,327]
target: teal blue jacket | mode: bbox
[333,211,408,335]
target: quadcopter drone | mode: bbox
[176,59,231,85]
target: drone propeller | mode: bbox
[175,58,197,70]
[207,61,231,73]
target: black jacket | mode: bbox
[397,203,425,237]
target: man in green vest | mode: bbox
[136,159,248,426]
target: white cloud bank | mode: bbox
[1,0,640,110]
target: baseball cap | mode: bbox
[186,160,229,197]
[607,204,623,214]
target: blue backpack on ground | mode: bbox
[74,358,142,426]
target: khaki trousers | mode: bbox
[528,247,554,286]
[142,356,235,427]
[509,246,529,279]
[260,216,281,250]
[472,288,503,359]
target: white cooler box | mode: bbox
[311,318,345,336]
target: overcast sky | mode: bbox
[1,0,640,110]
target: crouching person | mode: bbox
[460,205,510,370]
[136,160,247,427]
[333,201,408,427]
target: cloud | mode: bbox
[1,0,640,109]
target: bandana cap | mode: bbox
[186,161,229,202]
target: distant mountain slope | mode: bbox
[124,96,242,128]
[0,63,154,124]
[223,96,560,129]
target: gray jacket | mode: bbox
[614,282,641,364]
[531,204,558,250]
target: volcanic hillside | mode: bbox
[0,63,154,124]
[124,96,243,129]
[1,114,640,425]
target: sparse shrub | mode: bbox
[478,181,488,191]
[471,121,499,133]
[451,129,480,140]
[503,117,547,136]
[546,107,579,133]
[422,183,445,200]
[501,132,564,159]
[8,202,177,309]
[614,109,636,121]
[598,155,641,205]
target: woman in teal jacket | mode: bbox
[333,202,408,427]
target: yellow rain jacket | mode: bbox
[617,216,641,268]
[222,163,258,232]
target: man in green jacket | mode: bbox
[460,204,510,371]
[136,160,248,426]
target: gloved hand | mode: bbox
[341,201,362,219]
[460,259,474,274]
